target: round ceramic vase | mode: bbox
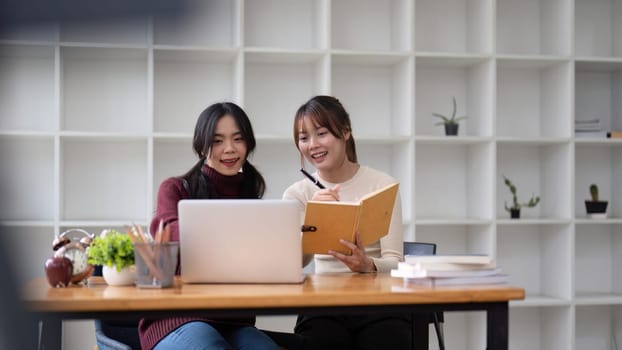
[102,265,136,286]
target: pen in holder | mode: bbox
[134,241,178,288]
[127,222,177,288]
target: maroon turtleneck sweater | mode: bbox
[139,165,254,350]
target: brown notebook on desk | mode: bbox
[302,182,399,255]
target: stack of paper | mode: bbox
[575,118,602,131]
[575,118,607,139]
[391,254,508,287]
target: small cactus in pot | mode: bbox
[585,183,608,218]
[503,175,540,219]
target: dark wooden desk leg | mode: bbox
[412,313,429,350]
[40,318,62,350]
[487,302,509,350]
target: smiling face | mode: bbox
[297,115,349,175]
[205,114,247,176]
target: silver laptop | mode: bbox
[178,199,304,283]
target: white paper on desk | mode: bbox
[397,260,497,272]
[392,265,503,279]
[395,274,509,287]
[404,254,493,265]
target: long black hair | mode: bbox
[181,102,265,199]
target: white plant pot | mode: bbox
[102,265,136,286]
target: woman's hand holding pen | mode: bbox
[329,231,377,273]
[311,184,341,201]
[311,185,375,272]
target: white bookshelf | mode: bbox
[1,0,622,349]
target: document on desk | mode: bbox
[392,263,502,278]
[404,254,493,265]
[393,254,506,286]
[396,274,509,287]
[302,183,399,255]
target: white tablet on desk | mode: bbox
[178,199,305,283]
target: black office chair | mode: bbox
[403,242,445,350]
[95,318,140,350]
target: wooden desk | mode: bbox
[23,273,524,350]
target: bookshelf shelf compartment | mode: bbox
[61,47,149,133]
[496,0,572,56]
[415,0,493,54]
[0,45,56,132]
[574,224,622,296]
[509,306,572,350]
[154,49,238,133]
[331,56,412,138]
[575,305,622,350]
[416,143,494,220]
[245,54,325,136]
[61,139,148,221]
[1,226,54,286]
[497,143,572,220]
[244,0,325,50]
[575,0,622,58]
[574,144,621,219]
[331,0,411,52]
[496,60,572,139]
[0,138,55,221]
[415,57,493,137]
[497,224,572,300]
[153,0,239,48]
[574,64,622,136]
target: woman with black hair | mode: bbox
[138,102,278,350]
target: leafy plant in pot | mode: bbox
[585,183,608,218]
[432,96,467,136]
[503,175,540,219]
[87,229,136,286]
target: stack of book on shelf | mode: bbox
[574,118,607,139]
[391,254,508,287]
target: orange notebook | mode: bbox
[302,183,399,255]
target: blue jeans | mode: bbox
[153,321,280,350]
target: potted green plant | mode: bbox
[87,229,136,285]
[503,175,540,219]
[585,183,608,218]
[432,96,467,136]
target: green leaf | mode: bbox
[87,229,135,270]
[432,113,449,122]
[433,97,467,125]
[502,175,540,210]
